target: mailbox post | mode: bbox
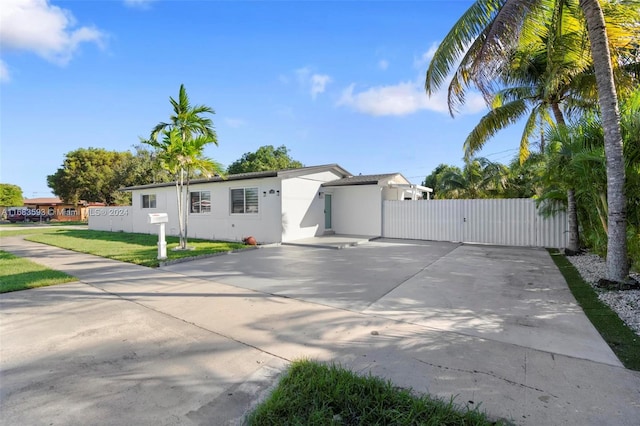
[147,213,169,260]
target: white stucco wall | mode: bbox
[131,186,175,235]
[127,177,283,243]
[280,170,343,242]
[329,185,382,236]
[88,206,134,232]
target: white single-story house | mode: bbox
[120,164,431,244]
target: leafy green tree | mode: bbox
[424,0,637,281]
[111,145,174,205]
[47,148,133,205]
[144,84,222,250]
[227,145,303,174]
[0,184,23,206]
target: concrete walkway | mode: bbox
[1,237,639,425]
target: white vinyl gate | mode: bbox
[382,199,567,248]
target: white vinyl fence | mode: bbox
[383,199,567,248]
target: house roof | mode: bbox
[22,198,100,206]
[23,197,65,205]
[321,173,402,187]
[120,164,352,191]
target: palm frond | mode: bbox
[426,0,508,95]
[464,98,529,160]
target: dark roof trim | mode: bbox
[322,173,399,187]
[120,164,351,192]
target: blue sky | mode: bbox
[1,0,524,199]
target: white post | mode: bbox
[148,213,169,260]
[158,222,167,260]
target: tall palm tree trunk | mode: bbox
[174,180,182,248]
[178,168,186,249]
[184,168,190,249]
[579,0,628,281]
[551,103,565,126]
[551,103,580,254]
[566,188,580,254]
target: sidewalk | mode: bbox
[1,236,639,425]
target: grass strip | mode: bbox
[24,229,246,267]
[0,227,64,237]
[0,250,76,293]
[0,221,88,227]
[548,249,640,371]
[247,360,502,425]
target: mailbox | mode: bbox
[147,213,168,260]
[148,213,168,224]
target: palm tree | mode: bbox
[579,0,629,281]
[544,90,640,264]
[425,0,637,281]
[438,157,509,199]
[541,123,604,254]
[504,152,545,198]
[423,163,464,199]
[464,8,602,164]
[145,85,221,250]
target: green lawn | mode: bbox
[0,227,65,237]
[22,229,247,267]
[0,221,88,227]
[248,360,502,425]
[47,221,89,226]
[549,250,640,371]
[0,250,76,293]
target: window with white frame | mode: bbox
[230,188,258,214]
[141,194,157,209]
[190,191,211,213]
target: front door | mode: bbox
[324,194,332,230]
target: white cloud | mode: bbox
[0,0,105,66]
[224,117,246,128]
[0,60,9,83]
[295,67,332,99]
[378,59,389,71]
[310,74,331,99]
[337,79,486,117]
[123,0,157,9]
[337,41,488,117]
[413,42,439,70]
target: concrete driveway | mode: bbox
[165,239,460,311]
[164,239,618,364]
[2,237,639,425]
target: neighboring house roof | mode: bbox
[23,197,65,205]
[23,198,101,206]
[120,164,352,191]
[322,173,404,187]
